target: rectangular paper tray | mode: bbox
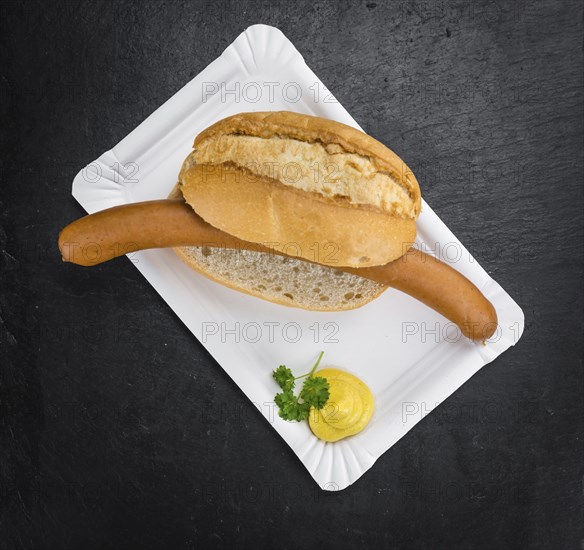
[72,24,524,490]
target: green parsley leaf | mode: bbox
[299,376,330,409]
[272,352,330,422]
[272,365,295,392]
[274,391,310,421]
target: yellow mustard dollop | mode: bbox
[309,368,374,442]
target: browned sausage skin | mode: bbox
[344,249,498,341]
[58,201,498,341]
[58,200,249,266]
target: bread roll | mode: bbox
[168,185,387,311]
[180,111,421,268]
[173,246,387,311]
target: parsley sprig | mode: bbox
[272,351,330,421]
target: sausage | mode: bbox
[344,249,498,341]
[58,200,254,266]
[58,200,498,340]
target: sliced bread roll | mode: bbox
[180,111,421,268]
[168,185,387,311]
[173,245,387,311]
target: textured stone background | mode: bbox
[1,1,582,548]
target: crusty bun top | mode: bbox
[180,111,421,268]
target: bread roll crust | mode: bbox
[194,134,416,218]
[183,111,421,267]
[194,111,421,216]
[180,163,416,267]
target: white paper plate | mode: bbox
[71,24,524,490]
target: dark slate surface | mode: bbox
[1,1,582,549]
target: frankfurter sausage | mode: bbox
[345,249,498,341]
[58,200,497,340]
[58,200,252,266]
